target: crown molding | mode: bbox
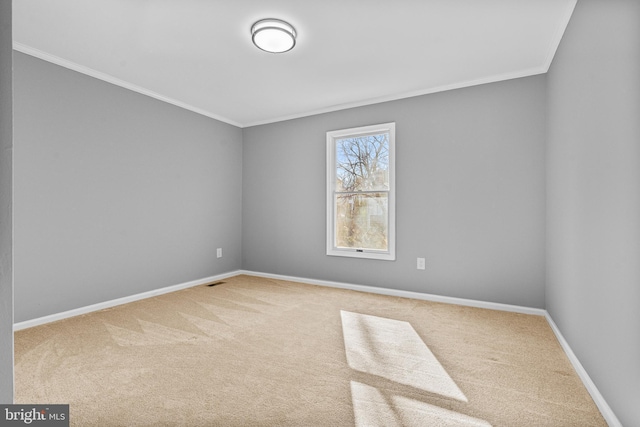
[12,42,242,128]
[242,66,548,127]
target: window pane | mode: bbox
[336,133,389,192]
[335,193,388,251]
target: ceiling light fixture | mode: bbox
[251,18,297,53]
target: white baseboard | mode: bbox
[13,268,619,425]
[13,270,242,331]
[544,313,621,427]
[238,270,547,316]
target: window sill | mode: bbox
[327,248,395,261]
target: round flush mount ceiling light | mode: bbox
[251,18,297,53]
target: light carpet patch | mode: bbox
[341,310,467,402]
[351,381,492,427]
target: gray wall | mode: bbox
[0,0,14,403]
[13,53,243,322]
[243,76,547,308]
[546,0,640,425]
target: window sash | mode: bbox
[334,191,389,251]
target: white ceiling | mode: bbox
[13,0,576,128]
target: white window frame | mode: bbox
[326,122,396,261]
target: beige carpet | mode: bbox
[14,275,607,426]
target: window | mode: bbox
[326,122,396,260]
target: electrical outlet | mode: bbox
[417,257,426,270]
[217,248,222,258]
